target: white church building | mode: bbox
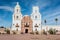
[11,2,60,34]
[11,2,41,34]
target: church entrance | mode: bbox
[25,29,28,33]
[21,15,33,33]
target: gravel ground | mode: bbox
[0,34,60,40]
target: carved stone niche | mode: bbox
[35,24,38,27]
[16,23,19,27]
[25,23,29,27]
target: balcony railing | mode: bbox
[35,25,38,27]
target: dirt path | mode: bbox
[0,34,60,40]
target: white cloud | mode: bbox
[44,15,60,25]
[42,6,60,25]
[44,12,60,19]
[0,6,13,12]
[43,5,60,19]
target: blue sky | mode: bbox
[0,0,60,27]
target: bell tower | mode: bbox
[14,2,21,14]
[12,2,22,33]
[31,6,41,33]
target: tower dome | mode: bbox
[33,6,39,13]
[14,2,21,13]
[15,2,20,8]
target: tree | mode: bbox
[44,20,48,35]
[0,26,4,28]
[44,20,47,25]
[55,18,58,25]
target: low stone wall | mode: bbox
[42,25,60,31]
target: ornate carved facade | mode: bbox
[21,15,33,33]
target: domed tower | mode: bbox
[31,6,41,33]
[12,2,22,33]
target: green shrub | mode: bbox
[48,28,56,35]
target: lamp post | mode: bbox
[41,22,42,35]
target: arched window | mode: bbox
[16,29,18,31]
[35,10,37,13]
[35,16,37,19]
[17,9,18,12]
[35,29,37,32]
[16,16,18,19]
[13,24,14,25]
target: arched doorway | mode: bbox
[25,29,28,33]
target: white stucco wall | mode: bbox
[42,25,60,31]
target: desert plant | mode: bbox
[42,29,47,35]
[21,32,24,34]
[56,30,58,32]
[30,32,34,34]
[0,32,1,34]
[5,29,10,34]
[36,31,39,34]
[2,33,4,34]
[13,31,16,34]
[48,28,56,35]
